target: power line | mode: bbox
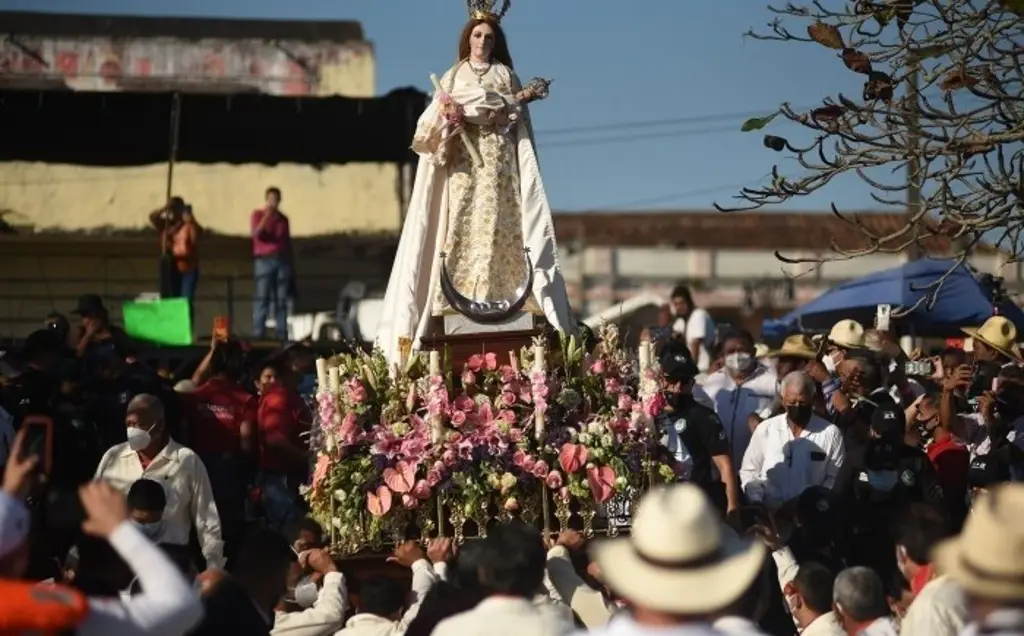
[534,107,809,137]
[566,181,756,212]
[539,122,738,150]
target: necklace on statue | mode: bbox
[470,60,491,84]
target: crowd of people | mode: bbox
[1,288,1023,636]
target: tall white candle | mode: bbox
[328,367,341,394]
[315,358,328,394]
[533,343,546,441]
[638,342,651,374]
[428,351,443,444]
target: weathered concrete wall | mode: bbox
[0,161,403,236]
[0,35,374,96]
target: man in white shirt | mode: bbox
[434,522,574,636]
[784,563,844,636]
[740,371,845,516]
[893,504,967,636]
[95,393,225,570]
[697,328,778,468]
[272,548,346,636]
[670,285,716,373]
[831,567,898,636]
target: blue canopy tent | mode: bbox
[762,258,1024,340]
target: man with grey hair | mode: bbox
[832,566,897,635]
[95,393,225,570]
[740,371,845,530]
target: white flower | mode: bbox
[333,489,347,502]
[568,428,579,441]
[601,434,614,448]
[587,421,605,435]
[614,476,628,489]
[578,432,593,445]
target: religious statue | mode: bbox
[376,0,575,364]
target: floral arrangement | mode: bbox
[306,325,675,553]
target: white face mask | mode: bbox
[291,577,319,608]
[132,519,164,542]
[822,354,838,374]
[724,352,754,374]
[126,424,155,451]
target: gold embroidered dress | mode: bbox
[376,59,573,363]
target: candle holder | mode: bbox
[449,504,468,544]
[579,501,597,538]
[555,494,572,533]
[416,502,438,539]
[472,501,491,538]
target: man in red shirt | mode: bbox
[181,340,257,558]
[256,355,311,531]
[915,393,969,528]
[251,186,293,341]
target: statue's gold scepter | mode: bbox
[430,73,482,167]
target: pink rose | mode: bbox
[522,455,537,472]
[500,410,518,424]
[519,390,532,404]
[590,359,606,374]
[532,384,550,398]
[426,469,443,488]
[442,450,457,466]
[402,493,419,509]
[433,460,446,472]
[500,366,518,382]
[644,392,667,418]
[347,379,367,404]
[412,479,432,500]
[604,378,620,394]
[558,486,571,503]
[462,369,477,386]
[453,395,475,412]
[484,352,499,371]
[507,427,523,442]
[532,460,549,479]
[545,470,564,489]
[466,354,484,372]
[512,450,527,467]
[500,391,517,406]
[450,410,467,427]
[618,394,634,412]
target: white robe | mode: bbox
[375,61,573,365]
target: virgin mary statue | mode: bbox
[375,0,574,364]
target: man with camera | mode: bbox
[149,196,202,307]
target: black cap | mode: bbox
[969,453,1010,489]
[71,294,105,317]
[659,341,698,383]
[870,403,906,441]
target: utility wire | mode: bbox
[564,181,758,213]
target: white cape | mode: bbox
[375,74,574,365]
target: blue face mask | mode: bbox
[297,373,317,397]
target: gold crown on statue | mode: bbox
[468,0,511,22]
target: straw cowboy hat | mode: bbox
[591,483,766,614]
[933,483,1024,601]
[754,343,770,359]
[962,316,1022,361]
[825,319,866,349]
[767,334,818,360]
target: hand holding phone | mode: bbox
[19,415,54,476]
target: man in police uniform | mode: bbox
[657,342,741,515]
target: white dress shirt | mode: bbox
[672,308,716,372]
[898,574,968,636]
[95,437,225,569]
[696,365,778,467]
[740,413,845,509]
[802,612,845,636]
[857,617,899,636]
[713,615,770,635]
[273,571,347,636]
[546,545,616,629]
[434,596,574,636]
[333,558,437,636]
[577,613,721,636]
[79,521,205,636]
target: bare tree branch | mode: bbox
[719,0,1024,308]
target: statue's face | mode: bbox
[470,22,495,61]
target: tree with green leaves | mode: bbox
[718,0,1024,301]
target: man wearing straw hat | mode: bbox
[583,483,768,636]
[961,316,1023,404]
[932,484,1024,636]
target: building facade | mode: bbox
[0,11,407,237]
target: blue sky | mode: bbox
[1,0,896,213]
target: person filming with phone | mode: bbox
[0,428,204,634]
